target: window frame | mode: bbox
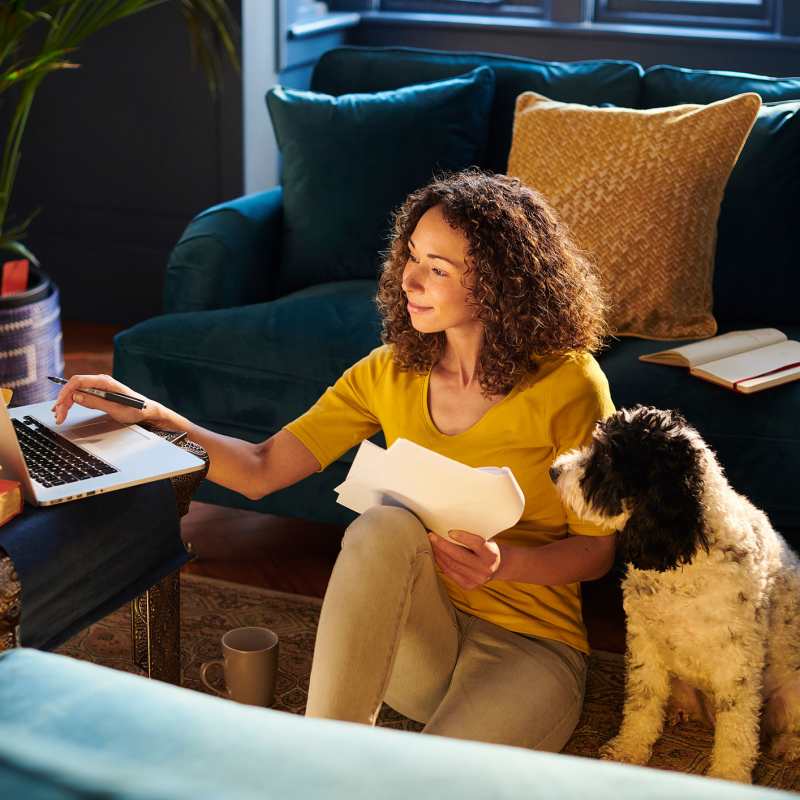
[371,0,795,37]
[593,0,777,32]
[378,0,546,18]
[378,0,784,34]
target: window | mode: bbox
[379,0,545,18]
[374,0,791,35]
[593,0,777,31]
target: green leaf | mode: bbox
[0,239,40,268]
[2,206,42,240]
[1,56,79,91]
[0,0,240,244]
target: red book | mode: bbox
[640,328,800,394]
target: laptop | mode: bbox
[0,399,206,506]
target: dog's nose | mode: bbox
[549,465,561,483]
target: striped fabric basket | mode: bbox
[0,283,63,407]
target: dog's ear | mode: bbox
[619,414,710,572]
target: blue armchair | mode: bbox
[114,46,800,537]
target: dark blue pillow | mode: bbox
[266,66,496,295]
[642,65,800,326]
[311,46,643,174]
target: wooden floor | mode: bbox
[63,320,626,654]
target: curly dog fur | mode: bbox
[549,405,800,783]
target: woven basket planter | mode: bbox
[0,267,63,407]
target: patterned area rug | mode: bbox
[56,573,799,792]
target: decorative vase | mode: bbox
[0,265,64,406]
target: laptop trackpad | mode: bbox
[64,418,152,459]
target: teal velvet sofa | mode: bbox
[113,46,800,539]
[0,647,794,799]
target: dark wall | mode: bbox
[7,1,243,327]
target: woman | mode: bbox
[54,169,616,751]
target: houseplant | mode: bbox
[0,0,239,404]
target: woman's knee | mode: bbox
[342,506,429,558]
[422,692,584,751]
[421,631,587,751]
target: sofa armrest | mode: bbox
[163,186,284,313]
[0,648,784,800]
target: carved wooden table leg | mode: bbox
[0,547,21,653]
[131,570,181,683]
[131,435,208,684]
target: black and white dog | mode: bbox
[549,405,800,783]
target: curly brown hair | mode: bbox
[376,168,610,398]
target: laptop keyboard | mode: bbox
[12,416,118,488]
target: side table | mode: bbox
[0,433,208,685]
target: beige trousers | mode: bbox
[305,505,588,751]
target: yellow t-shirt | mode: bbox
[284,344,616,654]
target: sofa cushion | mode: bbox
[115,287,800,529]
[644,64,800,104]
[642,65,800,327]
[506,90,761,340]
[597,323,800,530]
[266,66,495,295]
[312,45,643,174]
[115,280,383,444]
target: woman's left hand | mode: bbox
[427,530,503,590]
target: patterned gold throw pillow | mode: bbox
[506,91,761,340]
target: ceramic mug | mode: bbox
[200,626,279,707]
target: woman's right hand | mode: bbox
[52,374,160,427]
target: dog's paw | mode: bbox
[599,736,651,765]
[769,733,800,761]
[706,762,753,784]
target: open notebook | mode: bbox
[334,438,526,546]
[639,328,800,394]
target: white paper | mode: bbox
[690,340,800,383]
[334,438,526,546]
[639,328,786,368]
